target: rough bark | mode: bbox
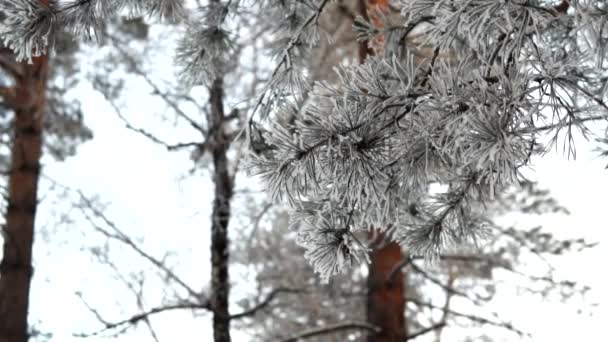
[0,45,49,342]
[367,239,407,342]
[358,1,408,341]
[209,76,233,342]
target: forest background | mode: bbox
[0,1,606,342]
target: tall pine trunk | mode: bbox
[366,238,407,342]
[209,76,233,342]
[358,1,407,341]
[0,44,49,342]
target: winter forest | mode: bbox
[0,0,606,341]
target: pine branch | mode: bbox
[248,0,331,123]
[517,113,608,134]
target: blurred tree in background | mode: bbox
[0,3,91,341]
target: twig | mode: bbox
[436,270,455,340]
[248,0,331,124]
[409,261,484,306]
[407,322,446,340]
[99,87,205,152]
[108,33,208,135]
[229,287,305,320]
[77,191,204,301]
[408,298,526,337]
[278,321,380,342]
[75,301,211,338]
[247,202,273,244]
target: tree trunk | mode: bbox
[0,48,49,342]
[209,76,233,342]
[358,1,407,341]
[367,239,407,342]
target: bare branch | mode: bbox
[229,287,305,320]
[76,191,205,302]
[124,273,161,342]
[410,261,485,306]
[98,86,206,152]
[278,321,380,342]
[108,33,207,135]
[436,269,456,340]
[408,298,526,337]
[75,301,211,338]
[247,201,273,244]
[407,322,446,340]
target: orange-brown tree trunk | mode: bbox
[367,238,407,342]
[358,1,407,341]
[0,41,49,342]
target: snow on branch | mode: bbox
[3,0,606,282]
[249,0,608,281]
[0,0,57,62]
[176,1,234,86]
[0,0,185,62]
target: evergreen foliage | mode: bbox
[3,0,606,283]
[233,182,594,340]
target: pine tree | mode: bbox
[357,1,407,341]
[0,2,90,341]
[247,0,607,281]
[2,0,606,340]
[69,7,253,342]
[0,35,49,342]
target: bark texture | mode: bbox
[209,77,233,342]
[0,51,49,342]
[366,239,407,342]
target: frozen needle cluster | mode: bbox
[2,0,607,282]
